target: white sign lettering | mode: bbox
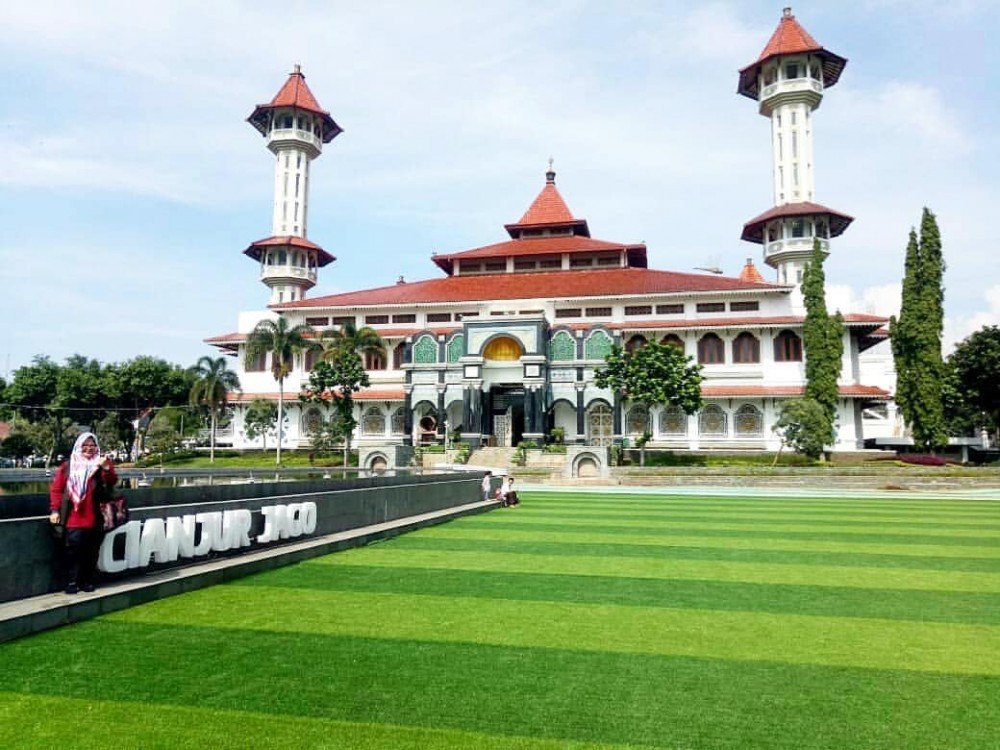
[98,502,317,573]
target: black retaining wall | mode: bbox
[0,472,483,604]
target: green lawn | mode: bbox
[1,491,998,748]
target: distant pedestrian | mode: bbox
[49,433,117,594]
[481,471,493,501]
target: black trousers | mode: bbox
[64,528,103,586]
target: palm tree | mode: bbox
[189,356,241,463]
[244,316,314,465]
[321,321,385,366]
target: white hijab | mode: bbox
[67,432,101,508]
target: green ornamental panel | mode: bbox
[446,334,465,363]
[548,331,575,361]
[413,335,438,364]
[585,330,613,360]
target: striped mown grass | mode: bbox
[1,490,998,748]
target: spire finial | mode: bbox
[782,7,792,18]
[545,157,556,183]
[293,63,302,74]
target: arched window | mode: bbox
[659,405,687,436]
[361,407,386,436]
[303,348,319,372]
[245,351,266,372]
[699,404,728,436]
[774,330,803,362]
[548,331,575,361]
[661,334,684,352]
[625,335,648,354]
[446,334,465,363]
[585,330,613,360]
[732,332,761,364]
[277,250,287,265]
[390,407,406,435]
[413,335,437,364]
[626,405,650,436]
[301,407,324,436]
[697,333,725,364]
[734,404,763,436]
[586,403,613,446]
[392,342,406,369]
[364,350,386,370]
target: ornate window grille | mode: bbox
[734,404,763,436]
[446,334,465,363]
[413,335,437,364]
[587,404,613,446]
[361,407,386,436]
[626,405,650,436]
[390,407,406,435]
[659,405,688,436]
[699,404,728,436]
[548,331,575,361]
[585,330,613,360]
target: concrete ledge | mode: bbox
[0,499,499,644]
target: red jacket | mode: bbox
[50,462,118,529]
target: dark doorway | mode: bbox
[489,385,525,447]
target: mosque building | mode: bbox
[207,8,896,459]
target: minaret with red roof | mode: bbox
[739,8,852,288]
[244,65,342,305]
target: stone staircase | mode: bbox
[467,447,518,470]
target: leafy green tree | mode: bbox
[243,398,278,450]
[0,431,34,461]
[94,412,128,456]
[321,321,385,363]
[145,412,182,467]
[112,356,195,451]
[802,239,844,441]
[948,325,1000,442]
[5,356,59,417]
[594,341,702,463]
[772,399,831,461]
[301,347,370,467]
[245,316,314,465]
[189,356,241,463]
[890,209,948,451]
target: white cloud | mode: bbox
[945,285,1000,352]
[826,283,902,318]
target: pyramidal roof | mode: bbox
[737,9,847,99]
[248,65,343,143]
[504,166,590,238]
[757,8,822,59]
[738,258,767,284]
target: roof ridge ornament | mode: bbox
[546,157,556,184]
[783,7,792,19]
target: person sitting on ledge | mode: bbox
[49,432,117,594]
[498,475,520,507]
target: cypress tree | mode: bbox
[890,209,948,451]
[801,238,844,446]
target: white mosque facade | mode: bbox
[207,9,898,456]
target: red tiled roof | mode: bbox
[244,235,335,266]
[742,202,853,243]
[739,258,767,283]
[432,235,646,273]
[738,10,847,99]
[248,66,343,143]
[504,169,591,239]
[275,267,784,310]
[702,384,890,399]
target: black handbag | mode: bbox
[94,473,128,531]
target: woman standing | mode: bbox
[49,432,117,594]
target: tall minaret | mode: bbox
[738,8,852,290]
[243,65,342,305]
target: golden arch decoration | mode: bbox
[482,336,524,361]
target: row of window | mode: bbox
[547,329,802,364]
[555,300,758,319]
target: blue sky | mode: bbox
[2,0,998,376]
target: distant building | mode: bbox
[207,8,897,452]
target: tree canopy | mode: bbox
[189,356,241,462]
[946,325,1000,441]
[594,341,703,413]
[890,208,948,451]
[802,239,844,439]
